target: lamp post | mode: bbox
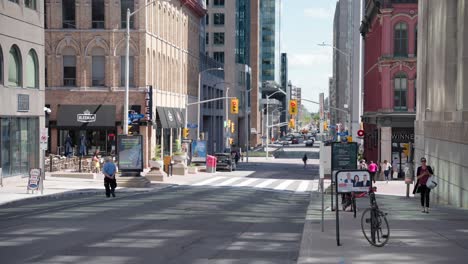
[197,67,224,139]
[266,89,287,159]
[318,42,352,137]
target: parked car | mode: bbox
[305,138,315,147]
[291,137,299,144]
[214,153,236,172]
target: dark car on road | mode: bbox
[214,153,236,172]
[305,138,315,147]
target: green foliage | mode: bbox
[152,144,162,161]
[173,139,184,156]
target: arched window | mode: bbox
[0,45,3,85]
[414,24,418,56]
[63,47,76,86]
[394,73,407,111]
[8,45,22,87]
[394,22,408,57]
[25,49,39,88]
[91,47,105,86]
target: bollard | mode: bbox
[49,156,53,172]
[79,156,82,172]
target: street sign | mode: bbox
[357,129,365,137]
[27,168,41,192]
[129,113,145,120]
[40,128,48,150]
[331,142,358,171]
[187,123,198,129]
[182,139,192,144]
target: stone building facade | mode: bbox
[44,0,205,167]
[0,0,45,177]
[415,0,468,208]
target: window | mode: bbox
[205,32,209,45]
[120,56,134,86]
[213,32,224,45]
[414,77,417,109]
[62,0,76,28]
[92,0,105,29]
[213,13,225,25]
[25,0,36,9]
[121,0,134,29]
[63,47,76,86]
[394,22,408,57]
[91,47,105,86]
[213,52,224,63]
[213,0,224,7]
[8,46,21,87]
[414,24,418,56]
[0,46,3,85]
[394,73,407,111]
[8,0,18,4]
[205,14,209,25]
[25,50,39,88]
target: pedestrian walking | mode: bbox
[79,134,87,156]
[65,134,73,157]
[234,151,240,165]
[302,153,308,169]
[368,161,378,183]
[92,151,101,174]
[382,160,391,182]
[413,157,434,213]
[102,157,117,198]
[359,159,368,170]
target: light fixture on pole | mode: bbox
[317,42,351,137]
[266,89,287,159]
[197,67,224,139]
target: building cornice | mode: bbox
[181,0,207,18]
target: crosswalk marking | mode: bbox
[296,181,310,192]
[254,179,278,188]
[274,180,296,190]
[233,178,258,187]
[192,176,226,186]
[214,177,242,186]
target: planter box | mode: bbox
[149,160,163,169]
[188,167,198,174]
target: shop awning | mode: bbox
[56,105,116,128]
[164,108,178,128]
[156,107,169,129]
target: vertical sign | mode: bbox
[331,142,358,171]
[145,85,153,121]
[319,93,324,120]
[27,168,41,191]
[40,128,48,150]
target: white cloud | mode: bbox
[288,51,332,68]
[303,7,334,19]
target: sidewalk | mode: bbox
[298,181,468,264]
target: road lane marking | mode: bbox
[192,177,226,186]
[273,180,296,190]
[214,177,242,186]
[254,179,278,188]
[296,181,310,192]
[233,178,258,187]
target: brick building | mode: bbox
[44,0,205,166]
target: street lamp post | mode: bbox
[318,42,352,137]
[197,68,224,139]
[266,89,287,159]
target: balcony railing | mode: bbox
[63,78,76,86]
[92,79,105,86]
[92,21,105,29]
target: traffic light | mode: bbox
[231,122,235,133]
[183,128,190,139]
[289,118,295,129]
[229,138,233,145]
[231,98,239,114]
[402,143,410,157]
[128,122,140,135]
[323,121,328,131]
[289,100,298,115]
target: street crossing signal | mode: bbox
[231,122,235,133]
[183,128,190,139]
[289,118,295,128]
[231,98,239,114]
[289,100,298,115]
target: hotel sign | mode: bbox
[77,110,96,123]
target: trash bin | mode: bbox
[206,155,217,173]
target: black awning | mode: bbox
[56,105,116,128]
[164,108,178,128]
[172,108,184,128]
[156,107,169,129]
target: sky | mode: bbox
[281,0,335,113]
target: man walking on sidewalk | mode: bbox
[102,157,117,198]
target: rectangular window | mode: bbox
[120,56,134,86]
[121,0,134,29]
[62,0,76,28]
[92,56,105,86]
[92,0,105,29]
[63,56,76,86]
[25,0,36,10]
[213,52,224,63]
[394,77,408,111]
[205,14,209,25]
[213,0,224,6]
[206,33,209,45]
[213,32,224,45]
[213,13,225,25]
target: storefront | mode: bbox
[155,107,184,155]
[0,117,39,177]
[54,105,116,156]
[391,127,414,178]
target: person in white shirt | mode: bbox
[382,160,391,182]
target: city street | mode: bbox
[0,144,319,264]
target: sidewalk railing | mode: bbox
[45,155,93,173]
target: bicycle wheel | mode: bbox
[361,208,390,247]
[352,196,357,218]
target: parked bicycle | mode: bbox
[360,187,390,247]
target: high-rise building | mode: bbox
[0,0,45,177]
[249,0,262,147]
[415,0,468,208]
[360,0,418,178]
[205,0,251,150]
[44,0,205,166]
